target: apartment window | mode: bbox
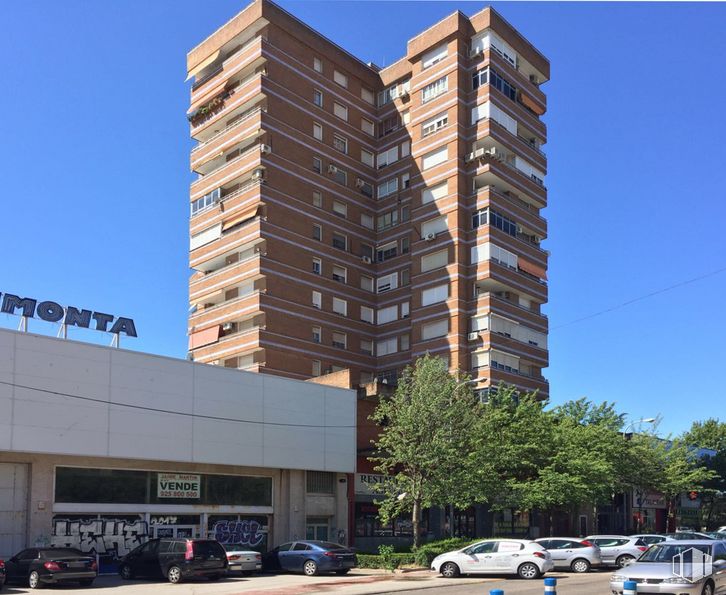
[332,232,347,251]
[422,76,448,103]
[333,134,348,154]
[401,237,410,254]
[333,102,348,121]
[360,213,374,229]
[330,166,347,186]
[312,326,322,343]
[472,208,516,236]
[332,297,347,316]
[312,192,323,209]
[401,268,410,286]
[359,180,373,198]
[360,275,374,293]
[400,174,409,191]
[422,180,448,204]
[361,87,375,105]
[312,122,323,140]
[422,44,448,69]
[360,306,374,324]
[360,339,373,355]
[377,209,399,231]
[378,177,398,199]
[312,360,322,376]
[312,291,322,309]
[422,319,448,341]
[471,242,517,268]
[313,156,322,173]
[361,149,374,167]
[422,145,448,170]
[422,283,448,306]
[473,67,517,101]
[377,337,397,356]
[377,146,398,169]
[401,205,410,221]
[332,265,347,283]
[312,224,322,241]
[377,273,398,293]
[378,84,397,107]
[333,70,348,88]
[313,57,323,73]
[421,249,448,272]
[332,331,347,349]
[378,305,397,325]
[332,200,347,218]
[401,302,410,319]
[190,187,221,216]
[376,241,398,262]
[312,257,322,275]
[400,334,410,351]
[401,141,410,157]
[313,89,323,107]
[421,215,448,239]
[380,113,400,137]
[357,118,373,137]
[360,244,374,260]
[189,225,218,251]
[422,112,448,137]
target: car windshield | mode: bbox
[192,541,225,557]
[638,544,711,562]
[40,549,85,558]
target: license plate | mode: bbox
[70,562,86,568]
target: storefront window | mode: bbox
[354,503,425,537]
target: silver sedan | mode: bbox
[534,537,602,573]
[585,535,649,567]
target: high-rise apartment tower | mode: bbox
[186,0,549,399]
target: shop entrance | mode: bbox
[152,525,199,539]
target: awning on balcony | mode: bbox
[189,79,229,112]
[222,206,260,231]
[519,92,545,116]
[518,258,547,280]
[192,288,223,306]
[189,325,220,350]
[186,50,221,82]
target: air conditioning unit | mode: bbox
[466,147,486,163]
[468,332,480,341]
[355,178,365,188]
[222,322,234,331]
[327,164,339,174]
[399,89,410,99]
[251,168,265,181]
[361,255,372,264]
[529,74,540,85]
[424,232,436,242]
[470,47,484,58]
[485,147,504,161]
[259,144,271,154]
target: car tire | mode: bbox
[440,562,460,578]
[167,565,183,584]
[28,571,43,589]
[303,559,318,576]
[571,558,591,573]
[335,569,350,575]
[79,579,94,587]
[517,562,541,580]
[616,555,635,568]
[701,581,715,595]
[119,564,134,580]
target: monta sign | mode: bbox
[0,291,137,337]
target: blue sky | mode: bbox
[1,1,724,435]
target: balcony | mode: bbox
[474,185,546,236]
[189,216,263,271]
[191,35,265,95]
[190,142,266,199]
[193,133,266,177]
[189,326,264,364]
[473,288,547,328]
[473,258,547,302]
[472,161,546,209]
[473,117,546,170]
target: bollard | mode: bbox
[490,590,504,595]
[623,580,638,594]
[544,577,557,593]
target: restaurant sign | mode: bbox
[355,473,388,495]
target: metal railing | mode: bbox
[191,106,265,156]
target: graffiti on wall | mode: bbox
[51,518,148,558]
[212,519,265,547]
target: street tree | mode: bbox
[682,419,726,528]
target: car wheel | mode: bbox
[440,561,460,578]
[335,569,350,575]
[119,564,134,580]
[517,562,541,580]
[79,579,94,587]
[28,571,43,589]
[167,565,183,584]
[303,559,318,576]
[701,581,714,595]
[616,554,635,568]
[571,558,591,573]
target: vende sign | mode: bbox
[158,473,201,499]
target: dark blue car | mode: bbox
[263,541,357,576]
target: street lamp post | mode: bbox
[621,417,657,533]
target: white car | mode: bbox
[585,535,649,567]
[223,546,262,574]
[431,538,553,579]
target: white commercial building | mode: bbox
[0,328,356,570]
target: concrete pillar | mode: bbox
[28,459,54,546]
[288,469,305,541]
[334,473,349,545]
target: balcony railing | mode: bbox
[474,291,547,318]
[191,106,265,156]
[191,36,262,91]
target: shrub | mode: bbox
[356,552,417,569]
[412,537,479,568]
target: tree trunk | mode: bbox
[412,498,421,549]
[548,509,554,536]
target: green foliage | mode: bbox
[377,544,398,571]
[411,537,478,567]
[356,551,417,569]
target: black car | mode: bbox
[3,547,97,589]
[0,558,6,589]
[119,538,228,583]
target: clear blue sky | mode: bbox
[2,1,724,436]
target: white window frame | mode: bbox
[377,146,399,169]
[312,325,322,343]
[360,306,374,324]
[361,275,374,292]
[377,273,398,293]
[377,337,397,356]
[332,265,347,283]
[422,76,448,103]
[313,57,323,73]
[360,213,374,229]
[361,149,374,167]
[332,200,347,218]
[333,70,348,87]
[422,319,448,341]
[361,118,375,136]
[422,145,448,170]
[422,180,448,204]
[312,190,322,207]
[361,87,375,105]
[312,291,322,309]
[333,133,348,154]
[422,283,448,306]
[333,102,348,121]
[313,89,323,107]
[312,257,322,275]
[421,249,449,273]
[332,297,348,316]
[377,177,398,199]
[313,121,323,140]
[422,44,448,69]
[422,112,448,137]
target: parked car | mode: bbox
[631,534,671,546]
[263,541,356,576]
[610,540,726,595]
[584,535,649,568]
[431,538,553,580]
[534,537,602,572]
[706,531,726,540]
[222,545,261,575]
[119,538,228,583]
[665,531,715,540]
[0,559,5,589]
[2,547,97,589]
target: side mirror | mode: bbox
[713,559,726,569]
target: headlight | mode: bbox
[661,577,688,584]
[611,575,628,582]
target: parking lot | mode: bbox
[0,569,614,595]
